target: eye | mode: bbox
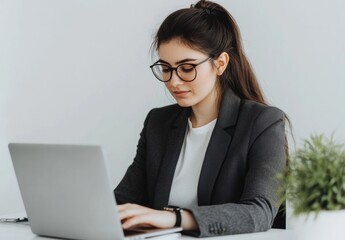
[180,65,194,73]
[161,65,171,73]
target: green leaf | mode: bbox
[279,134,345,215]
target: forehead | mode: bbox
[158,38,207,63]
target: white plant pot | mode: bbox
[288,209,345,240]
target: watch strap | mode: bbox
[163,205,183,227]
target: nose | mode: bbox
[169,70,184,87]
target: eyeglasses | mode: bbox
[149,57,212,82]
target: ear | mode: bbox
[214,52,229,76]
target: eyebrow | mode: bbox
[157,58,197,65]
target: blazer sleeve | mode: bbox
[187,107,286,237]
[114,110,153,206]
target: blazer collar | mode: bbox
[217,88,241,129]
[171,107,191,128]
[171,88,241,129]
[197,89,241,205]
[153,107,189,209]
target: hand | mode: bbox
[118,203,175,229]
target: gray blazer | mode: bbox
[114,89,286,237]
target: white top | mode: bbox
[168,118,217,208]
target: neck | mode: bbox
[190,91,220,128]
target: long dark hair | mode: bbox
[152,0,293,169]
[152,0,265,105]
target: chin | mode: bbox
[175,99,194,108]
[176,103,191,107]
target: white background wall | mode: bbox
[1,0,345,215]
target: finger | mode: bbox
[123,211,175,229]
[119,208,146,221]
[117,203,136,211]
[122,214,151,229]
[117,203,140,216]
[118,205,151,221]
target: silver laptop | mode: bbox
[9,143,182,240]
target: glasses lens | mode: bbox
[177,64,196,81]
[151,64,171,82]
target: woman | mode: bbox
[115,0,287,237]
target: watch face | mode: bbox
[164,205,183,212]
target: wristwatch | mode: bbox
[163,205,184,227]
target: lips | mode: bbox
[173,90,191,98]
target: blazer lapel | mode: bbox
[198,89,241,205]
[153,107,191,209]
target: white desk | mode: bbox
[0,222,291,240]
[1,212,291,240]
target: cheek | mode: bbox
[197,65,218,82]
[164,82,174,91]
[195,72,218,90]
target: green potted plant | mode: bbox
[283,134,345,240]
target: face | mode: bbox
[158,38,219,109]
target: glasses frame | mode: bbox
[149,57,212,82]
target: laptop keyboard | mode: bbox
[123,228,147,236]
